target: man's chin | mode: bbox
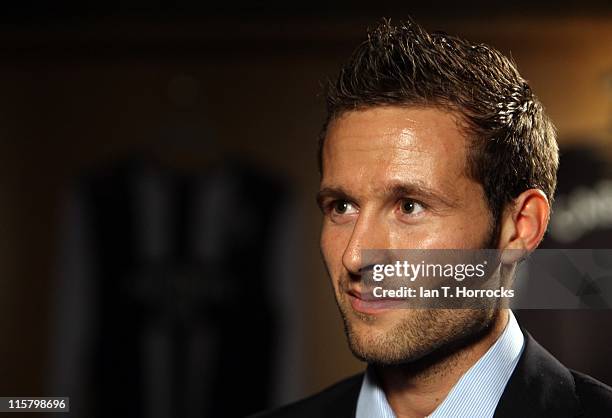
[341,309,434,365]
[340,306,498,367]
[345,330,434,366]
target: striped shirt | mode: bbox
[355,311,524,418]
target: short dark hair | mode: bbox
[319,18,558,236]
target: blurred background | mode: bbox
[0,1,611,417]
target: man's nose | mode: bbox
[342,212,388,276]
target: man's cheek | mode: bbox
[320,232,339,262]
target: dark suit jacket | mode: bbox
[252,331,612,417]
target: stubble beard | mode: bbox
[337,296,497,366]
[335,226,501,367]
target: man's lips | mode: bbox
[346,287,405,314]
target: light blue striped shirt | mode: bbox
[356,311,524,418]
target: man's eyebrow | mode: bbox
[316,187,350,209]
[383,183,459,208]
[315,183,459,210]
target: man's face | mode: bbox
[318,106,497,365]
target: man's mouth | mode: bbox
[346,287,405,315]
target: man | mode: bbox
[253,18,612,417]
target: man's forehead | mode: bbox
[321,107,469,190]
[324,107,466,156]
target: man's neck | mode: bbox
[376,309,510,418]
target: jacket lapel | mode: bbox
[324,374,362,418]
[494,330,580,418]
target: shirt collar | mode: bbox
[356,311,524,418]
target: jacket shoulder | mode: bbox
[571,370,612,416]
[250,373,363,418]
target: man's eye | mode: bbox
[399,199,425,215]
[334,200,348,214]
[330,200,357,216]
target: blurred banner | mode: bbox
[48,157,304,417]
[516,144,612,388]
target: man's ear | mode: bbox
[497,189,550,256]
